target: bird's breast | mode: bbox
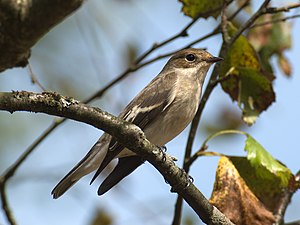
[144,78,201,146]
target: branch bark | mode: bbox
[0,0,83,72]
[0,91,234,225]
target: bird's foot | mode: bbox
[159,145,167,152]
[157,145,167,161]
[170,169,194,193]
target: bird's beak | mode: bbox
[205,56,223,63]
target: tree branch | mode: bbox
[0,91,234,225]
[274,170,300,225]
[250,15,300,29]
[264,3,300,14]
[0,0,83,72]
[0,181,16,225]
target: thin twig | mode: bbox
[0,182,16,225]
[228,1,300,47]
[134,18,198,63]
[250,14,300,29]
[229,0,251,20]
[274,188,294,225]
[284,221,300,225]
[27,63,47,91]
[221,0,231,45]
[264,3,300,14]
[228,0,271,47]
[188,130,246,167]
[184,27,220,49]
[274,169,300,225]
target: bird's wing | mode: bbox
[90,70,177,190]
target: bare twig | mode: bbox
[229,0,250,20]
[134,18,198,63]
[284,220,300,225]
[228,1,300,47]
[274,170,300,225]
[250,14,300,29]
[27,63,47,91]
[228,0,271,47]
[264,3,300,14]
[0,182,16,225]
[221,1,231,45]
[274,188,294,225]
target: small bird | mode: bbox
[52,48,222,198]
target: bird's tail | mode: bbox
[51,134,110,199]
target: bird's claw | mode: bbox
[159,145,167,152]
[157,145,167,161]
[170,169,193,193]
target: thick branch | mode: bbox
[0,0,83,72]
[0,91,234,225]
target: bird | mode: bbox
[51,48,222,198]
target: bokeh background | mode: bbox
[0,0,299,224]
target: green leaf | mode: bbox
[229,156,287,211]
[220,23,275,125]
[179,0,224,19]
[204,129,298,211]
[244,135,292,188]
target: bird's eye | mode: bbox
[185,54,196,62]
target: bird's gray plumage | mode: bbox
[51,48,222,198]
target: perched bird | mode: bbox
[52,48,222,198]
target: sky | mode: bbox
[0,0,299,225]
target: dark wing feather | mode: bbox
[98,156,144,195]
[90,143,124,184]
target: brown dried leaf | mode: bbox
[278,54,292,77]
[209,157,275,225]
